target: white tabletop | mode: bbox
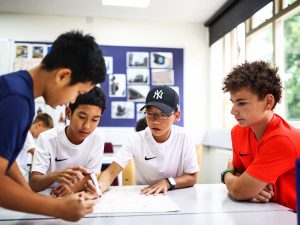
[0,184,296,225]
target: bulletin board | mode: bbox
[100,45,184,127]
[13,42,184,127]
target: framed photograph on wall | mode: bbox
[150,52,173,68]
[15,44,29,58]
[151,69,174,85]
[127,68,149,85]
[109,74,126,97]
[32,45,46,58]
[127,85,149,102]
[111,101,134,119]
[127,52,149,67]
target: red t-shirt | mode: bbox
[232,114,300,210]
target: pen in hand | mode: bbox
[90,173,102,197]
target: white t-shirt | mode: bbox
[114,125,199,185]
[32,126,105,180]
[16,131,35,178]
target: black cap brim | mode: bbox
[140,101,174,115]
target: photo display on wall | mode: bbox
[100,45,184,127]
[13,42,184,127]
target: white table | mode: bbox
[0,184,296,225]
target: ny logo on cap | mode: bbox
[153,90,163,100]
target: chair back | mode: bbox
[122,159,136,185]
[104,142,114,153]
[195,144,203,183]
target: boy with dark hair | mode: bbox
[0,30,106,221]
[221,61,300,211]
[16,113,54,180]
[30,86,106,196]
[86,85,199,196]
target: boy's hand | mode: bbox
[51,184,73,197]
[84,179,101,198]
[55,166,90,186]
[140,179,169,196]
[249,183,274,203]
[55,192,95,221]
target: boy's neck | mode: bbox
[152,129,172,143]
[251,112,274,141]
[28,65,49,99]
[65,126,84,145]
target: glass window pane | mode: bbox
[283,0,297,9]
[247,25,273,62]
[283,10,300,121]
[252,2,273,29]
[235,23,246,64]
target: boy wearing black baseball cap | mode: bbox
[86,85,199,196]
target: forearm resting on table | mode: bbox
[224,172,268,200]
[174,172,198,189]
[29,171,57,192]
[98,162,122,192]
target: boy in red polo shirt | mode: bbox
[221,61,300,211]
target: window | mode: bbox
[247,25,273,63]
[251,2,273,29]
[283,10,300,121]
[209,0,300,129]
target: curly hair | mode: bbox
[222,61,282,109]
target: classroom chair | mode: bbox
[122,159,136,185]
[195,144,203,183]
[102,142,119,185]
[104,142,114,153]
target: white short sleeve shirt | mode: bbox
[32,126,105,180]
[113,125,199,185]
[16,131,35,177]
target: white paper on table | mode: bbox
[93,186,180,213]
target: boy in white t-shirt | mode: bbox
[29,86,106,196]
[16,113,53,180]
[88,85,199,196]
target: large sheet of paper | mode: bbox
[93,186,180,213]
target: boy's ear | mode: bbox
[174,111,181,122]
[55,68,72,86]
[65,107,72,120]
[265,94,275,109]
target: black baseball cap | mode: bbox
[140,85,179,114]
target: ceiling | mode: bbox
[0,0,228,24]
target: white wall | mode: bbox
[0,13,209,145]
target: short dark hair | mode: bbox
[135,117,148,132]
[33,113,54,128]
[222,61,282,109]
[69,86,106,114]
[41,30,106,85]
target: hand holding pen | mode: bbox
[86,173,102,198]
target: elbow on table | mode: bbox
[230,186,252,201]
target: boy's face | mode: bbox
[66,104,102,144]
[45,82,94,107]
[31,122,50,138]
[145,106,180,143]
[230,88,271,127]
[43,69,94,107]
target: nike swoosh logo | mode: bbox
[144,156,157,160]
[239,153,252,157]
[55,157,68,162]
